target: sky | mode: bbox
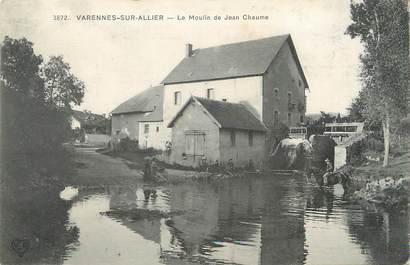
[0,0,363,115]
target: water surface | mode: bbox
[62,176,409,265]
[1,175,408,265]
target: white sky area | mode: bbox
[0,0,362,115]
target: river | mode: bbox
[1,171,409,264]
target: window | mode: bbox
[156,126,159,132]
[230,130,236,146]
[274,111,279,124]
[274,88,279,97]
[287,113,292,125]
[144,124,149,134]
[206,88,214,99]
[288,92,292,104]
[174,91,181,105]
[300,115,304,123]
[248,131,254,146]
[298,80,302,87]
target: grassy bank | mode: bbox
[97,148,161,170]
[349,144,410,188]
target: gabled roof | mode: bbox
[162,34,308,88]
[139,101,163,122]
[111,85,163,115]
[168,97,267,132]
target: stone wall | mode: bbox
[163,76,263,126]
[262,41,307,155]
[111,113,145,140]
[219,129,265,168]
[138,121,168,150]
[334,145,347,171]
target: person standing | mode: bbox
[323,158,333,186]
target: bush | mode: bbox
[363,136,384,152]
[119,137,138,152]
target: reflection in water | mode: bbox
[1,176,409,265]
[0,188,79,264]
[347,208,409,265]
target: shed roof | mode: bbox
[111,85,163,115]
[162,34,308,87]
[168,97,267,132]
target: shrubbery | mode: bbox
[1,36,84,183]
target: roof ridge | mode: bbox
[111,85,164,114]
[194,34,290,52]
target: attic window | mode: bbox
[298,80,302,87]
[206,88,214,99]
[174,91,182,105]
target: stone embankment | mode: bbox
[351,176,410,209]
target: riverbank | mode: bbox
[344,143,410,209]
[68,147,143,186]
[347,144,410,187]
[98,148,253,183]
[96,148,161,170]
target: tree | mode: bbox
[347,89,367,122]
[1,36,44,100]
[1,37,86,178]
[42,56,85,109]
[346,0,409,166]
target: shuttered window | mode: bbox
[185,132,205,156]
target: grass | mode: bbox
[97,148,161,170]
[349,141,410,187]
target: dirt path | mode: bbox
[70,147,143,186]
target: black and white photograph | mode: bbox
[0,0,409,264]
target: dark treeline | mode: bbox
[0,36,84,263]
[1,36,85,184]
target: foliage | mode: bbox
[42,56,85,109]
[0,37,44,101]
[305,111,338,137]
[346,0,409,166]
[119,137,139,152]
[1,36,85,181]
[346,89,367,122]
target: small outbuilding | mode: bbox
[111,85,163,142]
[167,97,267,168]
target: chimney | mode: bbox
[185,43,193,58]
